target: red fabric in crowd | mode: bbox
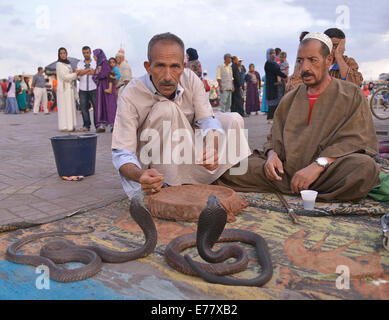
[1,82,7,94]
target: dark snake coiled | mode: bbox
[5,191,157,282]
[165,195,273,287]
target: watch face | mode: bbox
[317,157,328,166]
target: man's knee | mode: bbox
[216,112,244,131]
[316,153,380,201]
[327,154,379,187]
[229,112,244,128]
[352,154,380,186]
[340,153,379,175]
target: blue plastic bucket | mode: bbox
[50,133,98,177]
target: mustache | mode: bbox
[301,72,315,78]
[158,80,177,86]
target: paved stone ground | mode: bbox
[0,110,124,229]
[0,108,388,229]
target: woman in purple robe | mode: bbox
[244,64,261,114]
[92,49,117,133]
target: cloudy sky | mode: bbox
[0,0,388,80]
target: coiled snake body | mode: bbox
[5,192,157,282]
[165,195,273,287]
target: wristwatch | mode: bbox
[315,157,329,169]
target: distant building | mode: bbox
[379,73,389,81]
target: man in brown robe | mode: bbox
[217,32,379,201]
[285,28,363,93]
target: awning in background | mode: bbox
[44,57,80,75]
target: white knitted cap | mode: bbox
[302,32,333,53]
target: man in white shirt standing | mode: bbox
[32,67,49,115]
[76,46,97,132]
[216,53,234,113]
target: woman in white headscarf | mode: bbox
[56,47,79,131]
[4,76,19,114]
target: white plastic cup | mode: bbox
[300,190,318,210]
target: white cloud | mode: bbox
[114,0,318,76]
[0,0,388,81]
[315,19,332,27]
[121,0,314,48]
[1,0,316,78]
[359,58,389,81]
[0,4,15,15]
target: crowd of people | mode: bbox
[0,76,33,114]
[53,46,133,133]
[361,80,388,98]
[0,27,380,134]
[184,48,269,118]
[0,46,133,134]
[183,48,289,124]
[190,28,370,125]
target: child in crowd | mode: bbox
[105,71,117,95]
[28,93,34,109]
[279,52,289,77]
[276,51,289,85]
[105,58,121,94]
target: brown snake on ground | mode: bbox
[165,195,273,286]
[5,192,157,282]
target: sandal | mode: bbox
[61,176,84,181]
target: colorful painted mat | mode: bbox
[0,196,388,300]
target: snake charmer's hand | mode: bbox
[200,148,219,171]
[200,130,220,171]
[290,163,323,194]
[139,169,164,195]
[264,150,284,181]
